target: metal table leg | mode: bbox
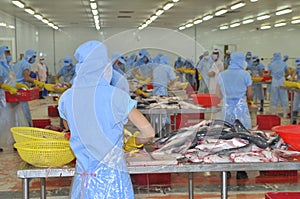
[22,178,30,199]
[188,173,194,199]
[158,114,163,137]
[40,178,46,199]
[221,171,228,199]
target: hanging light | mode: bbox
[257,14,270,20]
[24,7,35,15]
[274,22,287,27]
[12,0,25,8]
[230,1,246,10]
[260,24,271,29]
[163,2,174,11]
[185,23,193,28]
[275,8,292,16]
[219,25,229,30]
[230,22,241,28]
[242,18,254,24]
[156,9,164,16]
[34,14,43,20]
[178,26,186,30]
[203,14,213,21]
[90,2,97,9]
[291,18,300,24]
[193,19,203,24]
[215,8,228,16]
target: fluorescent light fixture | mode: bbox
[203,14,213,21]
[12,0,24,8]
[250,0,258,2]
[219,25,229,30]
[24,7,35,15]
[90,2,97,10]
[163,2,174,10]
[156,9,164,16]
[230,22,240,28]
[230,1,246,10]
[145,19,152,25]
[193,19,203,24]
[276,8,292,16]
[150,15,158,21]
[291,19,300,24]
[8,25,15,29]
[34,14,43,20]
[53,25,58,30]
[0,22,7,27]
[172,0,180,2]
[93,15,99,20]
[92,9,98,15]
[179,26,186,30]
[138,26,143,30]
[260,25,271,30]
[257,14,270,20]
[215,8,228,16]
[42,18,48,24]
[242,18,254,24]
[185,23,193,28]
[96,25,100,30]
[48,22,54,27]
[274,22,287,27]
[94,19,100,24]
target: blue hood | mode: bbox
[229,52,245,70]
[272,52,281,61]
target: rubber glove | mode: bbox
[33,80,45,88]
[55,79,59,84]
[135,89,150,98]
[140,77,151,85]
[135,74,146,81]
[247,100,254,106]
[15,83,29,90]
[1,83,18,94]
[198,73,203,80]
[124,131,144,152]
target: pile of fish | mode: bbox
[152,119,300,163]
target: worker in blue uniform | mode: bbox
[291,58,300,124]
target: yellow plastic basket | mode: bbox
[10,127,66,143]
[251,77,263,82]
[284,81,300,89]
[14,140,75,167]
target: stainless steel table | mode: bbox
[139,107,221,137]
[280,86,300,123]
[17,161,300,199]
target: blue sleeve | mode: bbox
[168,66,176,80]
[57,90,71,120]
[21,61,31,73]
[59,67,65,75]
[259,63,265,70]
[245,72,252,87]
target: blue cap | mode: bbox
[295,58,300,66]
[25,49,36,59]
[64,56,73,65]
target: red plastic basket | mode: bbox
[48,105,59,117]
[5,88,40,102]
[272,125,300,151]
[32,119,51,128]
[265,192,300,199]
[131,173,171,186]
[147,84,153,89]
[192,94,221,107]
[257,115,280,130]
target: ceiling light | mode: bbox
[242,18,254,24]
[12,0,25,8]
[34,14,43,20]
[41,18,48,24]
[185,23,193,28]
[90,2,97,10]
[276,8,292,16]
[8,25,15,29]
[172,0,180,2]
[274,22,287,27]
[230,22,240,28]
[260,25,271,30]
[203,14,213,21]
[93,15,99,20]
[48,22,54,27]
[215,8,228,16]
[0,22,6,27]
[163,2,174,11]
[150,15,158,21]
[178,26,186,30]
[53,25,58,30]
[250,0,258,2]
[291,19,300,24]
[145,19,152,25]
[230,1,246,10]
[92,9,98,15]
[156,9,164,16]
[193,19,203,24]
[219,25,229,30]
[24,7,34,15]
[257,14,270,20]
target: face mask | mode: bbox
[204,55,209,60]
[40,60,45,64]
[29,58,36,64]
[6,55,12,63]
[212,54,218,61]
[246,56,251,59]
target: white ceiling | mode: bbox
[1,0,300,30]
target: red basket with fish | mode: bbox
[5,88,39,102]
[265,192,300,199]
[192,94,221,107]
[272,125,300,151]
[257,115,280,130]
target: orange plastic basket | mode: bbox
[5,88,39,102]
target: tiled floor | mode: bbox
[0,96,299,198]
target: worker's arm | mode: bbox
[259,69,264,76]
[208,71,215,77]
[55,73,61,83]
[284,69,289,79]
[62,119,69,131]
[246,86,253,102]
[215,83,223,99]
[128,107,155,145]
[23,69,35,83]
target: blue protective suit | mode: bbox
[174,56,185,82]
[248,56,265,101]
[217,52,252,129]
[125,53,137,75]
[58,41,136,199]
[0,46,28,148]
[110,69,129,94]
[184,59,195,86]
[112,52,126,75]
[245,51,252,68]
[153,55,176,96]
[59,57,76,83]
[12,49,37,126]
[293,58,300,112]
[268,52,288,108]
[196,54,212,93]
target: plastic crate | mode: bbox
[257,115,281,130]
[147,84,153,89]
[5,88,40,102]
[260,170,297,176]
[192,94,221,107]
[265,192,300,199]
[170,113,204,130]
[48,105,59,117]
[32,119,51,128]
[131,173,171,186]
[170,114,189,130]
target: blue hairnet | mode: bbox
[25,49,36,59]
[283,55,289,61]
[273,52,281,61]
[129,53,137,60]
[153,53,163,63]
[252,55,259,62]
[229,52,245,69]
[203,51,209,56]
[64,56,73,64]
[139,48,150,58]
[111,52,126,64]
[159,55,170,65]
[246,51,252,56]
[295,58,300,66]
